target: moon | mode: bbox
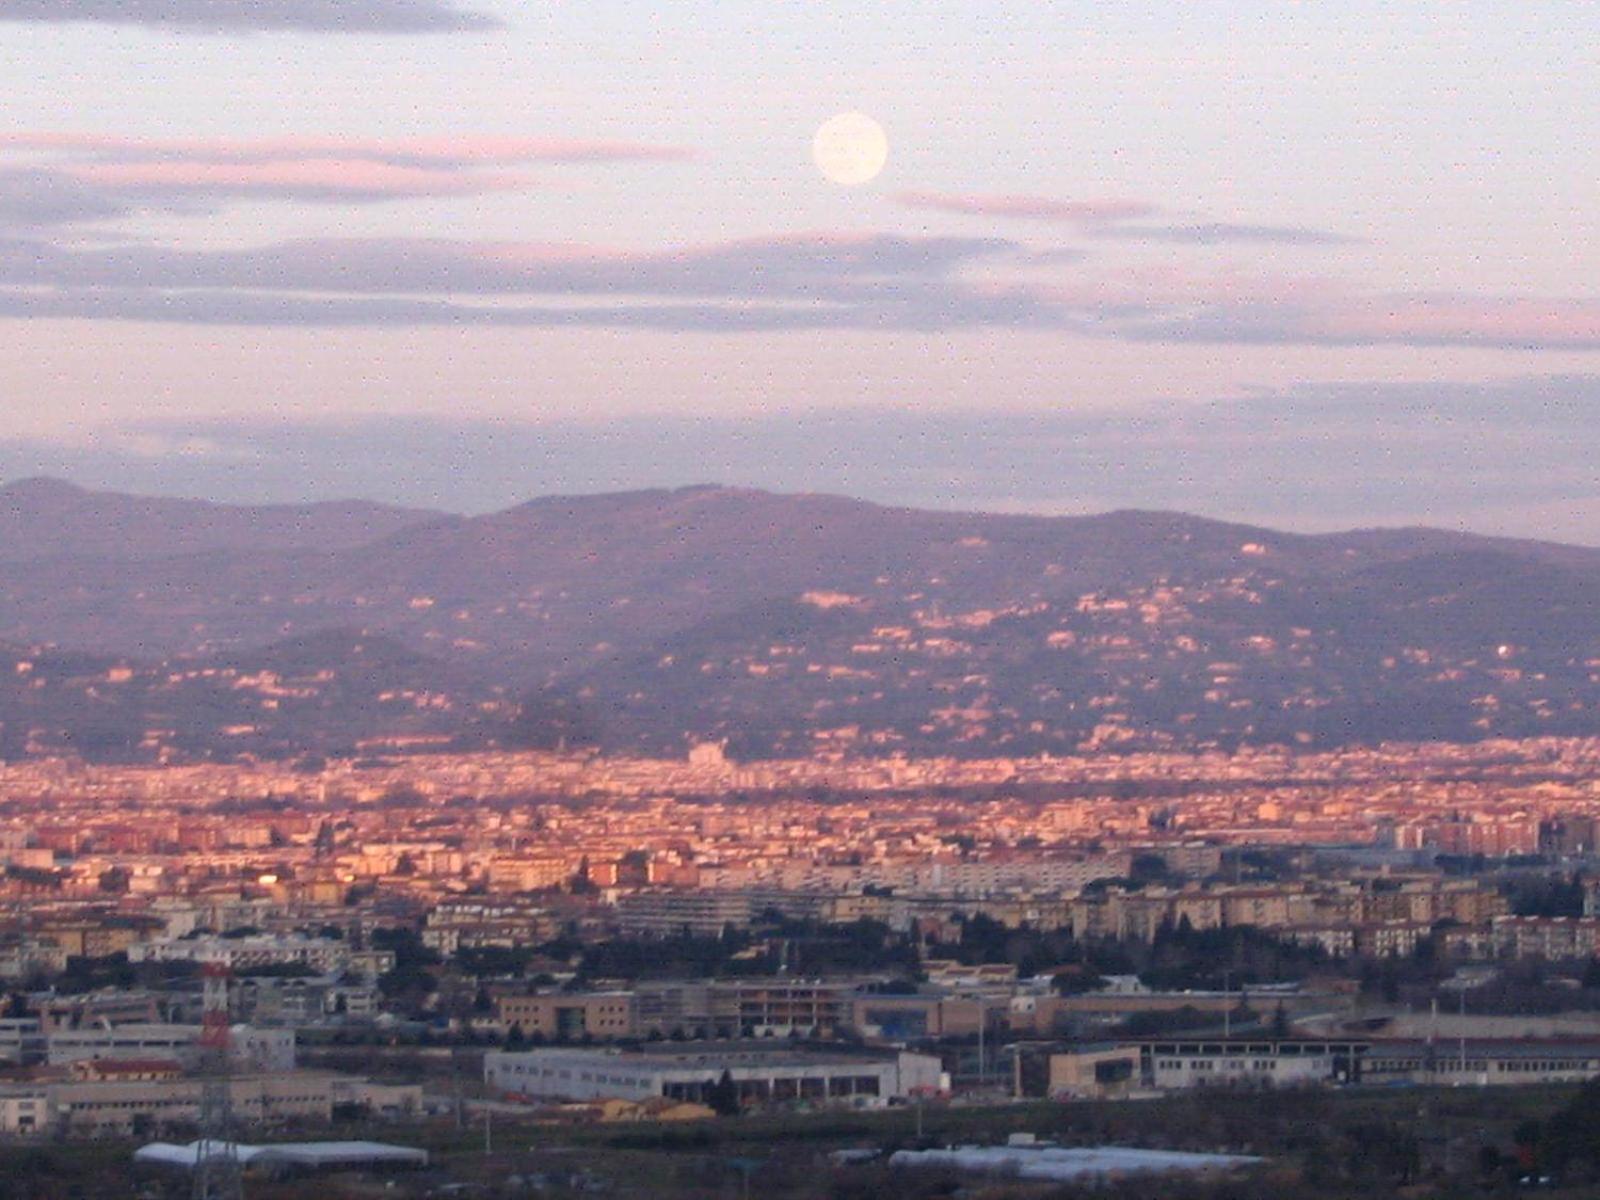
[812,112,888,186]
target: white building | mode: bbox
[0,1074,334,1136]
[0,1086,47,1134]
[47,1023,295,1073]
[128,934,384,976]
[0,1018,46,1065]
[1139,1038,1353,1089]
[486,1045,943,1108]
[615,891,756,937]
[890,1144,1260,1184]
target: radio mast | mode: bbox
[192,962,243,1200]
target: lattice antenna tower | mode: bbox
[192,962,243,1200]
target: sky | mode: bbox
[0,1,1596,538]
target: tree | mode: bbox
[707,1069,740,1116]
[1129,853,1171,884]
[375,930,439,1005]
[618,849,651,885]
[1537,1080,1600,1175]
[1270,1003,1291,1037]
[1346,1121,1420,1185]
[1052,969,1108,996]
[1380,959,1401,1004]
[1478,1144,1504,1178]
[378,784,426,808]
[569,856,598,895]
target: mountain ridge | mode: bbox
[1,476,1598,760]
[0,475,445,563]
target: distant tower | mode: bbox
[192,963,243,1200]
[313,819,335,860]
[688,740,730,770]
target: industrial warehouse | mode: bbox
[485,1044,944,1106]
[1043,1036,1600,1099]
[134,1140,429,1175]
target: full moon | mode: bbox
[812,112,888,186]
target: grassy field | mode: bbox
[4,1083,1586,1200]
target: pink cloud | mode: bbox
[69,158,536,197]
[894,190,1349,246]
[1044,266,1322,305]
[1112,282,1600,350]
[0,0,499,33]
[988,265,1600,350]
[1314,296,1600,346]
[893,190,1157,223]
[0,130,693,210]
[0,132,695,166]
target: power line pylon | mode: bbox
[192,962,243,1200]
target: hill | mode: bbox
[1,480,1599,759]
[0,476,441,563]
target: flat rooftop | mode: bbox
[134,1140,428,1170]
[491,1044,908,1070]
[891,1145,1261,1184]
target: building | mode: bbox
[1491,915,1600,960]
[889,1144,1260,1185]
[0,936,68,980]
[497,992,637,1041]
[235,974,382,1025]
[1138,1037,1367,1089]
[849,992,990,1041]
[632,981,714,1038]
[0,1073,336,1136]
[1079,1035,1600,1092]
[128,934,389,977]
[0,1017,47,1065]
[69,1058,184,1082]
[0,1086,47,1134]
[485,1044,943,1109]
[38,990,161,1031]
[46,1022,295,1073]
[1277,925,1357,957]
[422,899,557,954]
[133,1139,428,1172]
[628,978,860,1039]
[616,891,754,937]
[1392,818,1541,856]
[1353,919,1435,958]
[710,979,852,1037]
[1362,1039,1600,1087]
[923,961,1018,991]
[1052,981,1351,1024]
[1047,1043,1142,1099]
[329,1079,423,1118]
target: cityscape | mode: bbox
[2,731,1600,1193]
[3,1,1600,1197]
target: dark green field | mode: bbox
[13,1083,1584,1200]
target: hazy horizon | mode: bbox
[0,1,1595,544]
[4,371,1600,543]
[5,416,1599,550]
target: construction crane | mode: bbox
[192,962,243,1200]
